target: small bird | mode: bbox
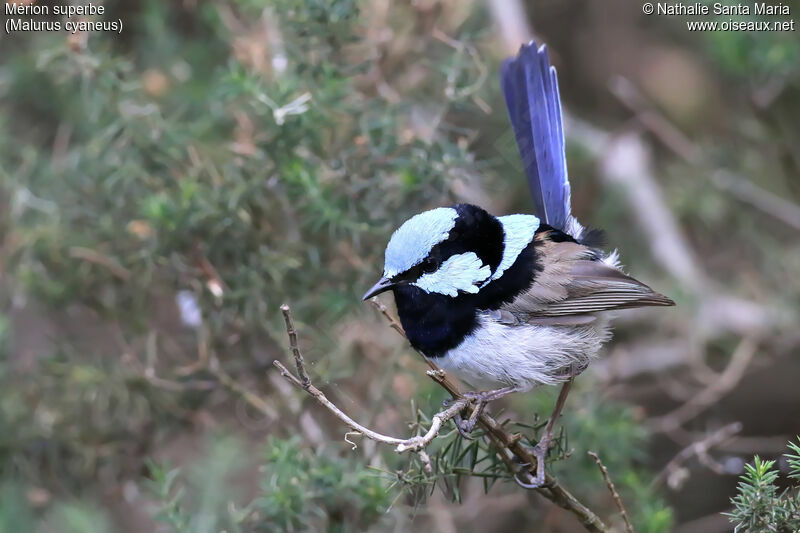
[363,42,673,485]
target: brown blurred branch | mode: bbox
[653,421,742,489]
[711,170,800,232]
[209,359,280,422]
[68,246,132,281]
[610,76,800,233]
[588,451,635,533]
[648,337,757,433]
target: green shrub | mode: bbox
[726,439,800,532]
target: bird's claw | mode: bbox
[453,411,477,439]
[513,437,552,489]
[450,387,516,438]
[452,397,488,438]
[514,470,549,489]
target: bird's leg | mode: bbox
[515,378,574,489]
[453,385,518,437]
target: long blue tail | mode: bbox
[501,42,572,230]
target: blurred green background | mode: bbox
[1,0,799,531]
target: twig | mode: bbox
[599,130,704,291]
[588,451,635,533]
[372,303,610,532]
[418,450,433,474]
[274,306,469,452]
[486,0,536,55]
[431,28,489,101]
[609,76,701,166]
[280,304,309,387]
[277,303,609,532]
[702,432,789,454]
[273,359,468,452]
[653,422,742,488]
[369,299,408,341]
[479,407,608,532]
[648,337,757,433]
[68,246,131,281]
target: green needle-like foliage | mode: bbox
[726,439,800,532]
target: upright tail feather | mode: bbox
[501,42,572,231]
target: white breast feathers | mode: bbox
[433,312,611,390]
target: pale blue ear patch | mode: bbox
[483,214,539,285]
[384,207,458,278]
[413,252,491,296]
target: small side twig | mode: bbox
[418,450,433,474]
[371,302,609,532]
[369,299,408,340]
[281,304,309,387]
[274,305,469,452]
[712,170,800,232]
[276,302,609,532]
[273,359,467,452]
[588,451,635,533]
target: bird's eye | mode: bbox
[421,257,437,274]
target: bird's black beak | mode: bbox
[362,276,396,301]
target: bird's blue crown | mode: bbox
[383,207,458,278]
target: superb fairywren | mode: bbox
[363,42,673,480]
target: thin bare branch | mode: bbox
[369,299,407,339]
[276,302,608,532]
[275,305,470,452]
[609,76,701,165]
[372,302,609,532]
[280,304,309,387]
[486,0,535,55]
[588,451,635,533]
[273,361,468,452]
[418,450,433,474]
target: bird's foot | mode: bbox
[513,436,552,489]
[453,401,486,439]
[450,386,518,438]
[514,379,573,489]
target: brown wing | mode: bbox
[503,232,674,320]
